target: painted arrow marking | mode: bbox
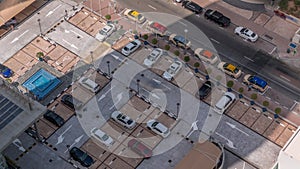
[62,39,78,50]
[98,86,115,101]
[109,92,123,110]
[46,4,62,17]
[56,125,72,145]
[226,122,249,136]
[215,132,237,149]
[10,30,29,44]
[64,135,84,153]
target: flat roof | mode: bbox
[175,141,222,169]
[0,0,36,26]
[0,79,46,151]
[282,127,300,161]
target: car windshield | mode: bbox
[124,47,129,51]
[127,119,133,124]
[131,41,137,46]
[251,33,256,37]
[101,134,109,141]
[100,30,107,35]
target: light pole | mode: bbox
[184,29,188,53]
[136,79,140,95]
[106,61,110,76]
[37,19,42,35]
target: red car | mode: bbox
[128,139,153,158]
[147,21,167,36]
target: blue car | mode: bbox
[243,74,268,92]
[0,64,13,78]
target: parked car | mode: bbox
[128,139,153,158]
[147,21,168,36]
[79,77,100,93]
[163,60,182,81]
[199,81,213,100]
[90,128,115,147]
[111,111,136,129]
[214,92,235,114]
[147,119,170,138]
[0,64,13,78]
[243,74,268,92]
[124,9,146,24]
[95,23,115,42]
[182,1,203,14]
[143,48,163,67]
[174,0,184,2]
[204,9,231,27]
[169,34,191,48]
[194,48,218,64]
[217,62,242,79]
[61,94,82,110]
[70,147,94,167]
[43,110,64,127]
[234,26,258,42]
[121,39,141,56]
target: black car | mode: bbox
[70,147,94,167]
[61,94,82,110]
[43,110,64,127]
[199,81,213,99]
[204,9,231,27]
[182,1,203,14]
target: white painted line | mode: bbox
[267,116,273,120]
[279,75,291,82]
[148,4,157,10]
[210,38,220,44]
[280,123,285,127]
[10,30,29,44]
[178,21,187,26]
[199,77,204,81]
[269,47,277,54]
[290,101,298,110]
[244,56,254,62]
[173,2,177,5]
[291,111,299,115]
[275,101,280,105]
[266,96,271,100]
[46,4,62,17]
[70,30,82,38]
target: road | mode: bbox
[117,0,300,102]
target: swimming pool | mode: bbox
[22,69,61,100]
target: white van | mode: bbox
[79,77,100,93]
[214,92,235,114]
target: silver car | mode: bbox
[147,119,170,138]
[121,39,141,56]
[90,128,115,147]
[163,61,182,81]
[96,24,115,42]
[111,111,136,129]
[143,48,163,67]
[214,92,236,114]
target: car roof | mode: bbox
[225,63,236,71]
[174,35,187,43]
[251,76,267,87]
[149,22,167,33]
[200,50,214,59]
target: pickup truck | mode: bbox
[204,9,231,27]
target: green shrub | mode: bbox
[36,52,44,58]
[275,107,281,114]
[184,56,190,62]
[194,62,200,67]
[227,80,234,88]
[143,34,148,40]
[238,87,244,93]
[174,50,180,56]
[105,14,111,20]
[251,93,257,100]
[164,45,170,50]
[263,101,269,107]
[151,38,158,44]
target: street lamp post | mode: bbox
[184,29,188,53]
[136,79,140,95]
[106,61,110,76]
[37,19,42,35]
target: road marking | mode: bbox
[10,30,29,44]
[64,135,84,153]
[178,21,187,26]
[13,139,26,152]
[210,38,220,44]
[226,122,249,136]
[57,125,72,145]
[148,4,157,10]
[215,132,237,149]
[151,93,160,99]
[243,56,254,62]
[70,30,82,38]
[62,39,78,49]
[269,47,277,54]
[46,4,62,17]
[98,86,115,101]
[280,75,291,82]
[109,92,123,110]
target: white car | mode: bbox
[79,77,100,93]
[194,48,218,64]
[214,92,236,114]
[143,48,163,67]
[121,39,141,56]
[111,111,136,129]
[163,61,182,81]
[234,26,258,42]
[95,24,115,42]
[124,9,146,24]
[147,119,170,138]
[90,128,115,147]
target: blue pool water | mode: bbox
[22,69,61,100]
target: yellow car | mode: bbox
[124,9,146,24]
[217,62,242,78]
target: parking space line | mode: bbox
[148,4,157,10]
[210,38,220,44]
[279,75,291,82]
[243,56,254,62]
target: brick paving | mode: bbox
[251,113,273,134]
[239,107,261,128]
[226,100,250,119]
[35,119,56,139]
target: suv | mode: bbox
[204,9,231,27]
[198,81,213,100]
[43,110,65,127]
[182,1,203,14]
[163,61,182,81]
[243,74,268,92]
[70,147,94,167]
[169,34,191,48]
[147,119,170,138]
[111,111,136,129]
[79,77,100,93]
[121,40,141,56]
[214,92,235,114]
